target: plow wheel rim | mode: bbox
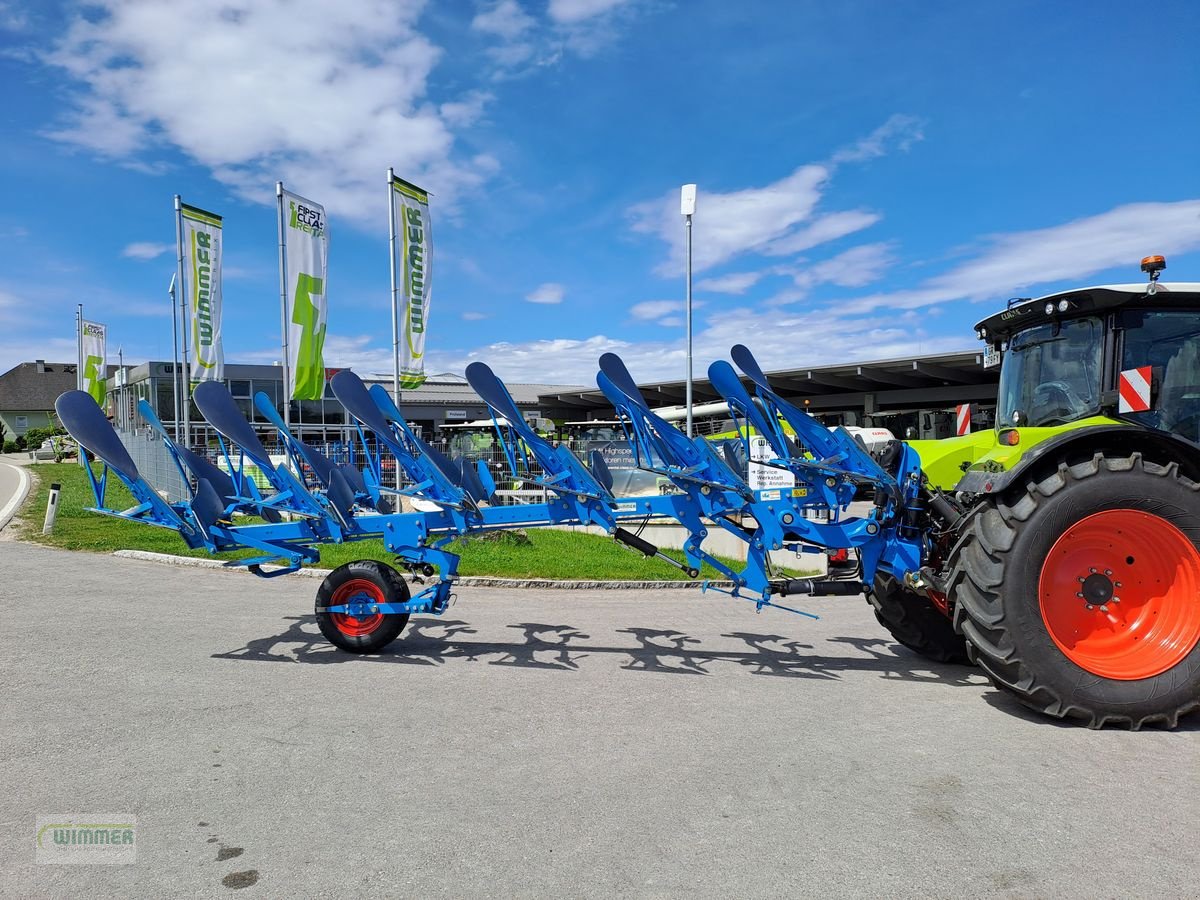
[1039,509,1200,680]
[329,578,386,637]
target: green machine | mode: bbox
[875,256,1200,728]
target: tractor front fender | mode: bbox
[954,424,1200,496]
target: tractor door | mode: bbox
[1117,309,1200,443]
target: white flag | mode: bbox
[280,188,329,400]
[179,202,224,381]
[390,176,432,389]
[81,319,107,405]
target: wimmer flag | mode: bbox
[389,173,432,390]
[177,201,224,381]
[279,187,329,400]
[80,319,107,405]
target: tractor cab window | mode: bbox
[997,317,1102,428]
[1120,310,1200,442]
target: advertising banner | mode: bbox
[280,189,329,400]
[81,319,106,405]
[390,176,432,389]
[180,203,224,381]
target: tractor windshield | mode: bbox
[997,317,1103,428]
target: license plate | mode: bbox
[982,344,1001,368]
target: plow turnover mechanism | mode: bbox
[56,261,1200,728]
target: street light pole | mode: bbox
[681,184,697,438]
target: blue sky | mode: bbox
[1,0,1199,386]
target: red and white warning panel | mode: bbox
[955,403,971,436]
[1118,365,1152,413]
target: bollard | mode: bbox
[42,482,61,535]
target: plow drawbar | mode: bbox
[56,345,928,652]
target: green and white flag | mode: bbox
[280,188,329,400]
[80,319,106,405]
[390,175,432,389]
[179,202,224,381]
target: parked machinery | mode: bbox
[54,259,1200,729]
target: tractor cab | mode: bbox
[976,256,1200,444]
[914,257,1200,492]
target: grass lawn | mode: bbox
[20,463,816,581]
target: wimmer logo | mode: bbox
[36,815,137,865]
[406,206,426,337]
[192,231,215,350]
[289,200,325,237]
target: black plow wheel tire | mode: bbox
[870,571,970,664]
[948,453,1200,729]
[316,560,411,653]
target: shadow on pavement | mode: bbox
[212,615,991,686]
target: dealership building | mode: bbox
[3,347,997,451]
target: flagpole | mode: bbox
[387,169,403,489]
[681,184,697,438]
[174,195,190,446]
[276,182,291,429]
[168,273,181,442]
[76,303,85,468]
[387,168,400,408]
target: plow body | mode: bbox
[55,346,927,631]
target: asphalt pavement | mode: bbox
[1,541,1197,898]
[0,459,31,532]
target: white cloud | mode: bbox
[695,271,764,295]
[121,241,172,261]
[472,0,536,39]
[526,282,565,304]
[793,242,896,291]
[548,0,632,24]
[43,0,495,227]
[405,304,966,385]
[629,117,918,277]
[439,90,493,128]
[629,299,680,320]
[462,311,489,320]
[830,114,925,164]
[630,165,831,275]
[762,209,881,256]
[839,199,1200,315]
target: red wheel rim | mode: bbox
[329,578,385,637]
[1039,509,1200,680]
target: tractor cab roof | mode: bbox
[974,282,1200,344]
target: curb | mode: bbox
[0,462,32,533]
[111,549,728,590]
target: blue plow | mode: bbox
[55,346,928,653]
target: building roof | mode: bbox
[538,348,994,413]
[362,375,580,407]
[0,361,85,412]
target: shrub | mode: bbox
[2,440,17,454]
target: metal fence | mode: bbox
[116,427,189,502]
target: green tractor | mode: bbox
[871,256,1200,728]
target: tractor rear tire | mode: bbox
[948,452,1200,729]
[316,560,411,653]
[869,571,970,664]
